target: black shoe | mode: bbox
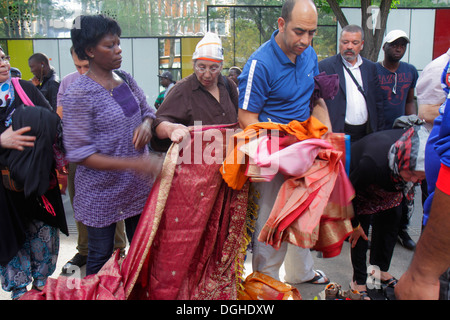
[61,253,87,274]
[398,229,416,250]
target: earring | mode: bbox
[91,55,94,58]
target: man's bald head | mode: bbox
[281,0,317,24]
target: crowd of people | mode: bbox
[0,0,449,301]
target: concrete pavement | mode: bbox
[1,187,422,300]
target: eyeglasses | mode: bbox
[195,65,221,74]
[0,55,10,64]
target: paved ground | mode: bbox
[1,187,422,301]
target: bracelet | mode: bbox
[352,224,360,232]
[142,120,151,129]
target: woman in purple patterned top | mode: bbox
[62,15,162,275]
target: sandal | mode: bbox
[307,270,330,285]
[358,290,371,300]
[325,282,341,300]
[341,289,364,300]
[349,281,371,300]
[381,277,398,288]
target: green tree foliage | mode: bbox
[0,0,71,38]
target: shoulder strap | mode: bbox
[343,64,367,101]
[11,78,35,106]
[113,70,130,86]
[223,75,232,97]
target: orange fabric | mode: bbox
[220,116,328,190]
[238,271,302,300]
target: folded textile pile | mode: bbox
[221,118,354,258]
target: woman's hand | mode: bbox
[169,123,190,143]
[132,153,164,177]
[155,121,190,143]
[133,118,152,150]
[0,126,36,151]
[348,225,368,248]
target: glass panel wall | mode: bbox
[208,5,338,71]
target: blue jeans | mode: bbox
[86,214,141,276]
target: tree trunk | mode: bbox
[361,0,392,61]
[326,0,348,28]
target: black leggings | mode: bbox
[351,204,402,285]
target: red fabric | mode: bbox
[125,124,249,300]
[21,250,125,300]
[22,124,249,300]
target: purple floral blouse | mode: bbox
[62,70,156,227]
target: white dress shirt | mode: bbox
[342,55,368,125]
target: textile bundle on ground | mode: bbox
[221,118,354,258]
[21,123,249,300]
[238,271,301,300]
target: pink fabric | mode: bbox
[247,137,333,180]
[255,134,354,257]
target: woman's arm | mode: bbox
[79,152,163,176]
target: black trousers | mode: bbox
[351,204,402,285]
[344,123,368,144]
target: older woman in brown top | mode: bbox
[151,32,238,151]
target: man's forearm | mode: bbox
[418,104,441,125]
[312,98,332,132]
[238,109,260,129]
[408,187,450,281]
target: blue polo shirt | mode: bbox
[238,30,319,125]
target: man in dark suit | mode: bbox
[319,24,384,143]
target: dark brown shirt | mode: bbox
[151,73,238,151]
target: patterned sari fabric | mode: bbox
[22,124,249,300]
[124,124,249,300]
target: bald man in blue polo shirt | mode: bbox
[238,0,332,286]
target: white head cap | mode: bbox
[192,32,224,62]
[383,30,410,45]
